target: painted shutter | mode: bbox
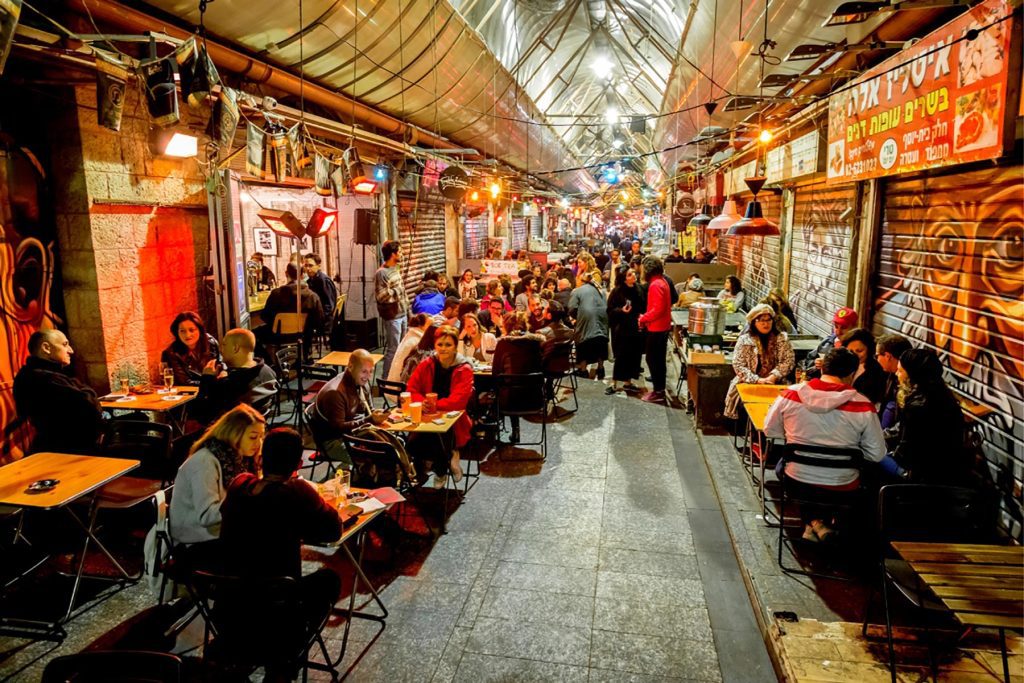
[788,181,857,338]
[511,218,528,252]
[463,212,487,258]
[871,163,1023,537]
[398,192,446,294]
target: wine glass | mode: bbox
[162,367,175,394]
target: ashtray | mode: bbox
[26,478,59,493]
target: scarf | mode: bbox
[204,437,249,483]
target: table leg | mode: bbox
[331,529,388,668]
[1000,628,1010,683]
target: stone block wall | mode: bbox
[52,85,211,392]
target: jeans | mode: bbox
[381,315,408,378]
[645,330,669,392]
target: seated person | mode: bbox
[310,350,387,465]
[491,312,544,444]
[839,328,887,405]
[890,348,969,486]
[874,334,913,431]
[716,276,745,311]
[457,269,478,301]
[554,278,573,309]
[411,279,445,316]
[665,247,684,263]
[436,273,458,298]
[676,275,704,307]
[397,324,437,383]
[764,348,897,541]
[541,278,558,299]
[406,326,474,486]
[480,279,513,312]
[458,313,497,363]
[724,305,795,419]
[161,311,221,386]
[169,404,265,569]
[432,295,462,328]
[514,274,538,310]
[526,294,549,333]
[194,328,278,423]
[457,300,480,319]
[14,329,103,455]
[538,301,575,390]
[387,313,432,383]
[803,306,858,378]
[260,263,324,353]
[478,298,508,338]
[251,252,276,290]
[219,427,342,680]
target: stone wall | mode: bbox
[53,85,211,392]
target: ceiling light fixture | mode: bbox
[758,128,774,144]
[707,200,742,232]
[592,55,614,79]
[605,107,619,124]
[728,177,779,236]
[688,204,714,229]
[785,40,904,61]
[612,137,625,148]
[823,0,973,27]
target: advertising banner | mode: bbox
[826,0,1015,183]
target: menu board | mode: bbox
[826,0,1014,184]
[766,130,821,184]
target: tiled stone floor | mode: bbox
[0,379,778,682]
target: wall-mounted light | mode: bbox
[305,208,338,238]
[150,129,198,158]
[346,148,377,194]
[785,40,904,61]
[257,208,305,238]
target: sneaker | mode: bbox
[622,383,641,394]
[641,391,665,404]
[432,474,449,489]
[801,525,819,543]
[810,519,835,542]
[605,386,619,395]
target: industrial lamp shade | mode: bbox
[824,0,888,26]
[257,208,306,239]
[305,207,338,238]
[727,200,780,236]
[707,200,742,232]
[688,205,713,229]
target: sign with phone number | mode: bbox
[826,0,1014,184]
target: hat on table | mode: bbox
[833,307,858,328]
[746,303,775,323]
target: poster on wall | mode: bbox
[826,0,1015,184]
[253,227,277,256]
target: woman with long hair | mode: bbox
[839,327,887,405]
[458,313,497,363]
[407,326,474,486]
[161,312,220,386]
[606,265,644,395]
[724,304,795,419]
[764,288,798,333]
[891,348,968,485]
[458,269,479,300]
[491,311,544,444]
[717,275,745,311]
[169,404,266,564]
[398,324,438,383]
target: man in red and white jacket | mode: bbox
[637,256,673,403]
[764,347,901,541]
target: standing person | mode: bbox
[890,348,969,485]
[406,326,474,485]
[568,271,609,380]
[302,253,338,329]
[162,312,221,386]
[839,328,887,405]
[169,404,265,569]
[637,256,672,403]
[803,307,859,379]
[458,313,497,363]
[724,304,796,419]
[458,270,479,300]
[875,334,913,430]
[375,240,410,378]
[717,276,745,311]
[606,266,645,395]
[14,329,103,455]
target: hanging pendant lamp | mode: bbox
[688,204,713,229]
[707,200,742,232]
[728,176,779,236]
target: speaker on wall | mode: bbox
[354,208,379,245]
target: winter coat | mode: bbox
[724,331,795,419]
[406,355,474,447]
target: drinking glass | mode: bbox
[400,392,412,415]
[336,469,351,502]
[424,392,438,414]
[409,402,423,423]
[162,368,175,393]
[119,377,131,396]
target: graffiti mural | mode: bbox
[0,134,62,461]
[873,164,1023,535]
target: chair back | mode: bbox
[878,484,997,546]
[42,650,182,683]
[542,340,574,376]
[341,431,415,488]
[275,344,300,382]
[272,312,308,336]
[495,372,546,416]
[101,421,174,482]
[777,443,863,471]
[333,292,347,318]
[376,378,407,410]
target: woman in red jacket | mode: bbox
[406,325,474,486]
[637,256,673,404]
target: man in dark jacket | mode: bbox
[302,253,338,327]
[309,349,386,468]
[195,328,278,423]
[219,427,342,679]
[14,329,103,454]
[803,307,859,379]
[261,263,324,352]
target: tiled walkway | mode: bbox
[0,380,778,682]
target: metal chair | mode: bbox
[775,443,864,579]
[542,340,578,415]
[862,484,998,683]
[376,378,407,411]
[101,420,175,486]
[494,372,548,460]
[42,650,182,683]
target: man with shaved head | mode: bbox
[194,328,278,423]
[309,349,386,468]
[14,329,103,454]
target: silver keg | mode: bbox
[688,298,726,336]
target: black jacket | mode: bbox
[263,282,324,334]
[852,359,887,405]
[803,334,838,378]
[195,360,278,423]
[160,335,221,386]
[306,270,338,320]
[607,285,644,337]
[13,356,103,454]
[893,386,968,485]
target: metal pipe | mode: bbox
[67,0,461,154]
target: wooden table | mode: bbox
[891,542,1023,682]
[746,403,771,433]
[382,410,462,434]
[99,386,198,412]
[316,351,385,368]
[736,383,786,405]
[736,387,784,523]
[0,453,140,638]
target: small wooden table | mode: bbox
[0,453,140,638]
[736,386,784,522]
[100,386,199,436]
[382,410,462,434]
[316,351,385,369]
[746,402,771,433]
[736,383,787,405]
[892,541,1023,682]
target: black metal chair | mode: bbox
[42,650,182,683]
[191,570,337,681]
[494,372,548,460]
[100,420,175,486]
[542,340,578,415]
[775,443,864,579]
[376,378,407,411]
[862,484,999,683]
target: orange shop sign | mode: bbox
[826,0,1016,184]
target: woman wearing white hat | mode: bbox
[724,303,795,419]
